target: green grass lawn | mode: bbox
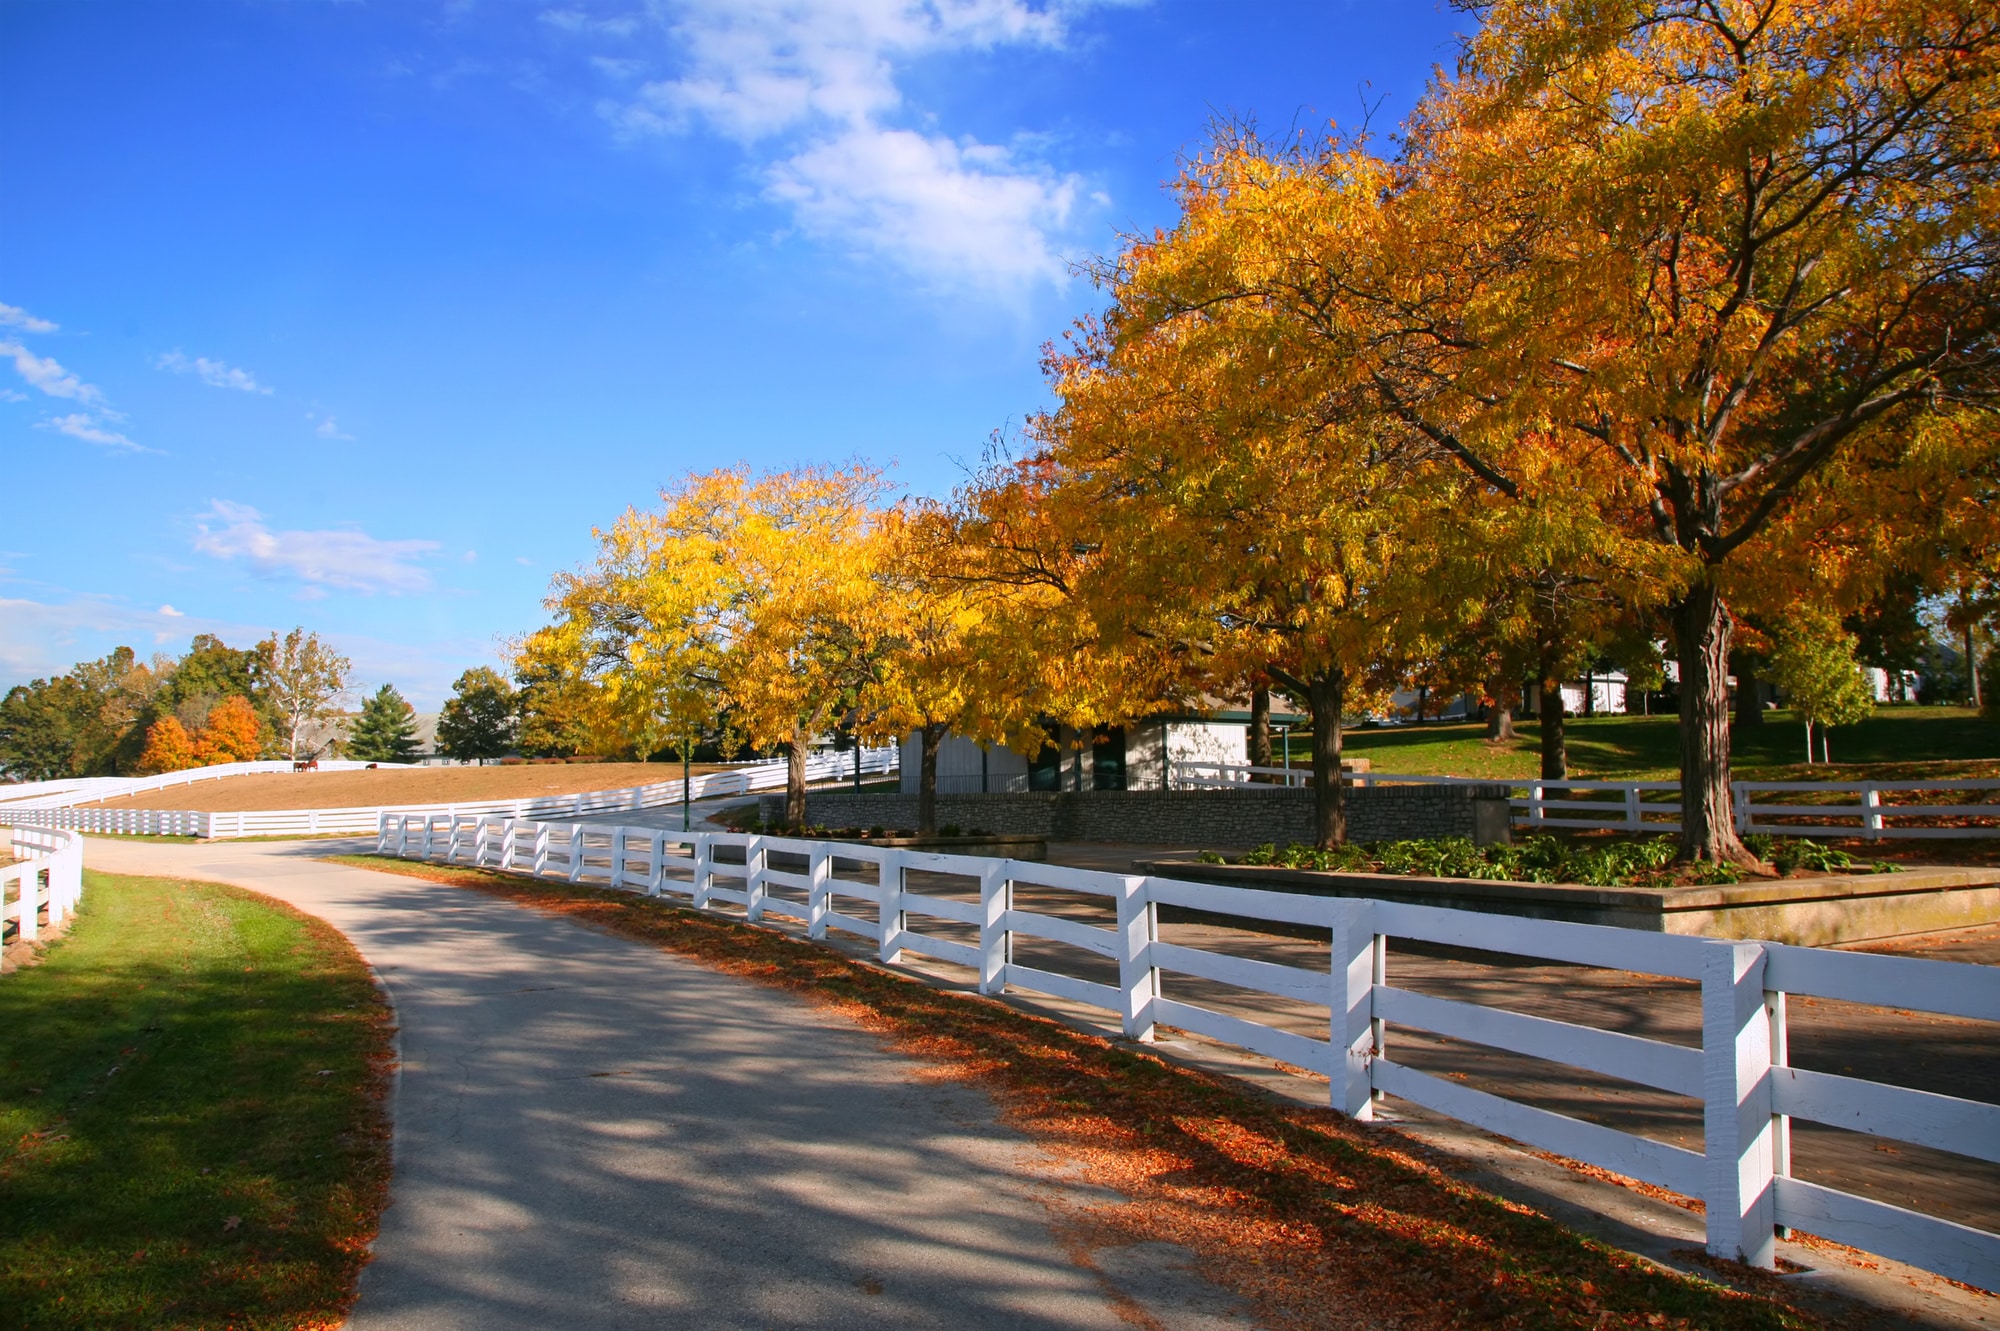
[0,872,393,1330]
[1313,705,2000,782]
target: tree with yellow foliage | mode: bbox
[973,262,1467,844]
[859,501,1037,835]
[1106,0,2000,861]
[527,464,892,827]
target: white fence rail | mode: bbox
[379,811,2000,1289]
[1170,762,2000,839]
[4,826,83,949]
[0,749,898,841]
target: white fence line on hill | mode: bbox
[0,759,416,810]
[378,811,2000,1288]
[0,748,898,840]
[1170,762,2000,839]
[4,826,83,949]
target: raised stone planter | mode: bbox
[765,785,1512,848]
[1134,859,2000,946]
[837,833,1046,860]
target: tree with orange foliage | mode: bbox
[193,695,267,764]
[136,716,198,774]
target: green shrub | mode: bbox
[1233,834,1698,886]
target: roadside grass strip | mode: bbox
[0,871,394,1330]
[330,854,1846,1331]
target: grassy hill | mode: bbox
[1301,705,2000,783]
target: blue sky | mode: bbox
[2,0,1469,707]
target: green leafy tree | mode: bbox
[1769,614,1876,765]
[0,677,92,781]
[345,684,421,764]
[436,668,517,760]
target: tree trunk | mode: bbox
[1970,624,1983,708]
[1733,652,1763,727]
[1248,684,1272,780]
[1308,669,1347,847]
[917,722,945,835]
[785,738,808,829]
[1537,652,1568,781]
[1486,676,1518,741]
[1802,717,1814,765]
[1674,584,1751,863]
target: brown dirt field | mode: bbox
[89,763,742,812]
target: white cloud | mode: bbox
[38,412,153,454]
[158,603,184,617]
[0,389,25,403]
[768,125,1076,290]
[559,0,1104,294]
[156,350,274,395]
[0,596,254,685]
[542,7,640,37]
[0,302,57,335]
[1,341,104,404]
[192,500,441,595]
[313,415,354,440]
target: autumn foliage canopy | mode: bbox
[521,0,1999,860]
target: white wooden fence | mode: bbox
[4,826,83,949]
[1171,762,2000,839]
[380,811,1999,1289]
[0,759,413,810]
[0,748,898,841]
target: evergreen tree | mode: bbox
[346,684,421,763]
[436,667,517,760]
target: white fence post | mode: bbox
[693,835,714,908]
[1116,875,1158,1041]
[1862,784,1883,841]
[978,861,1009,996]
[1733,782,1752,835]
[745,835,768,922]
[646,832,664,896]
[1767,987,1793,1239]
[1702,940,1777,1268]
[567,826,587,883]
[1529,781,1546,829]
[1331,898,1378,1118]
[878,850,905,965]
[17,864,38,942]
[807,846,832,939]
[1624,785,1642,831]
[532,824,550,877]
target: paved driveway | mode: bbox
[81,837,1251,1331]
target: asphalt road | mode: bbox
[82,837,1255,1331]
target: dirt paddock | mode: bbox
[92,763,741,812]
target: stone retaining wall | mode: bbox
[760,785,1512,847]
